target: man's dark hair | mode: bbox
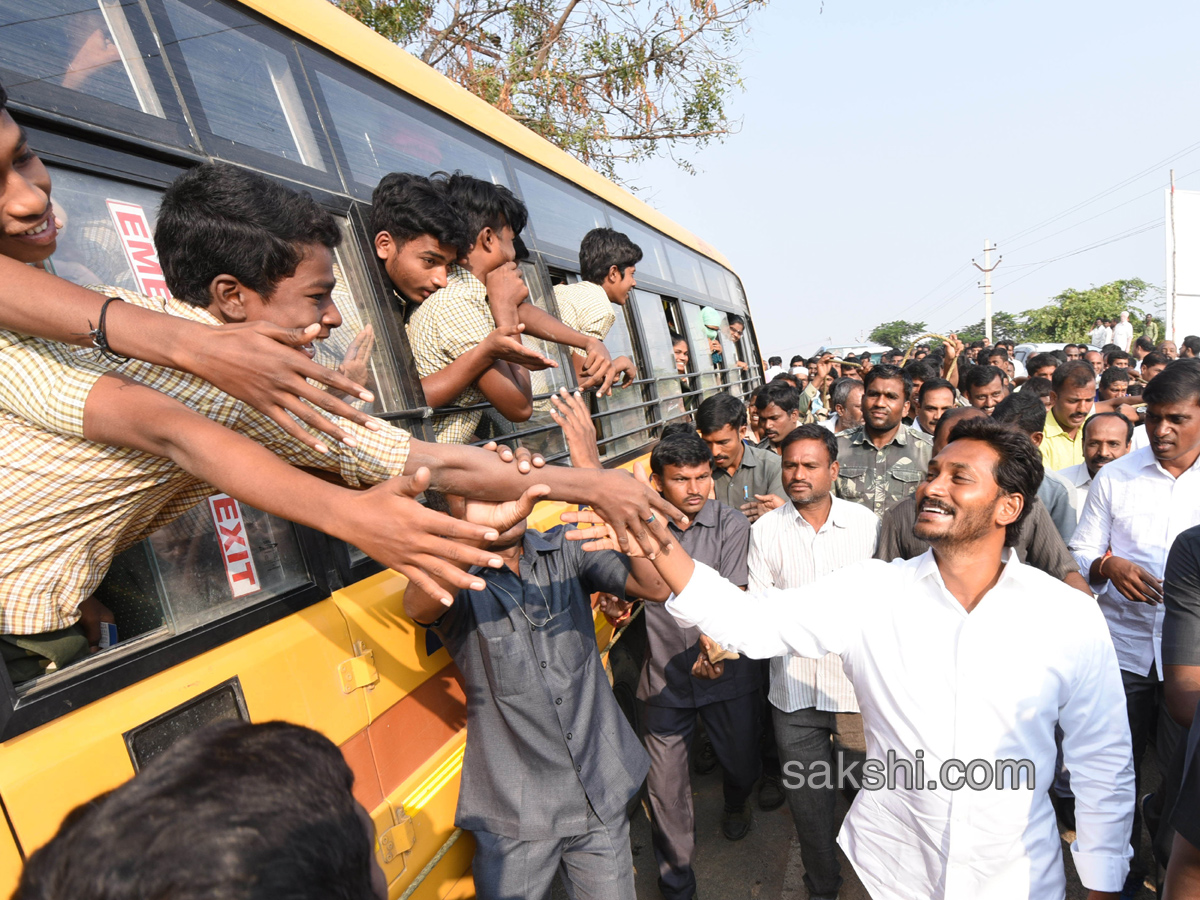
[1099,366,1130,390]
[437,171,528,245]
[1101,343,1119,354]
[1051,349,1068,364]
[789,354,805,367]
[992,390,1047,437]
[651,432,714,476]
[660,422,697,440]
[969,340,985,350]
[13,722,374,900]
[918,377,955,406]
[863,363,912,396]
[829,377,860,411]
[778,423,838,463]
[945,416,1044,547]
[755,379,800,415]
[1141,351,1170,372]
[1082,412,1134,445]
[1026,352,1059,374]
[1143,358,1200,407]
[962,364,1005,393]
[902,360,938,383]
[997,339,1015,350]
[1022,376,1053,403]
[370,172,470,256]
[579,227,642,284]
[696,392,747,433]
[1051,360,1096,392]
[1105,349,1131,367]
[978,347,1009,367]
[156,163,341,308]
[1128,382,1144,397]
[1135,336,1156,353]
[767,356,782,366]
[1183,335,1200,356]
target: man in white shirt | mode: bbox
[1069,359,1200,893]
[1058,413,1133,521]
[1113,311,1134,353]
[568,417,1134,900]
[820,377,864,436]
[1090,319,1110,350]
[748,424,879,900]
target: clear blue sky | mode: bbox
[628,0,1200,360]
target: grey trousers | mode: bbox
[644,695,763,900]
[472,807,635,900]
[773,706,866,900]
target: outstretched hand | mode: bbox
[550,388,602,469]
[481,439,546,474]
[464,483,552,535]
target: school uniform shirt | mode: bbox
[666,552,1134,900]
[552,281,616,351]
[432,525,647,840]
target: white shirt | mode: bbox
[820,413,839,432]
[1113,321,1134,351]
[748,497,879,713]
[667,552,1133,900]
[1090,326,1108,348]
[764,364,785,381]
[1057,461,1093,522]
[1070,446,1200,677]
[1131,423,1149,452]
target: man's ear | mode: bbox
[374,230,394,261]
[476,227,495,255]
[209,274,251,322]
[650,472,663,493]
[830,460,840,481]
[604,264,621,285]
[995,491,1023,532]
[737,424,747,442]
[1030,432,1044,448]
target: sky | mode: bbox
[626,0,1200,360]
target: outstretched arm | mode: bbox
[0,257,376,452]
[419,323,556,409]
[518,303,618,395]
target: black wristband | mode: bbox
[88,296,131,364]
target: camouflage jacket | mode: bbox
[833,425,932,517]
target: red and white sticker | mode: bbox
[106,199,172,299]
[208,494,262,598]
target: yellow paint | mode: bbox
[233,0,735,274]
[0,826,22,898]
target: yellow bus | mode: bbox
[0,1,762,895]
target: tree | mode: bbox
[953,312,1032,344]
[1020,278,1163,343]
[336,0,766,180]
[868,320,927,350]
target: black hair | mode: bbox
[767,356,782,366]
[1026,352,1059,374]
[1101,343,1119,354]
[978,347,1008,366]
[650,432,714,476]
[579,227,642,284]
[437,171,528,246]
[1135,336,1156,353]
[13,722,374,900]
[370,172,470,256]
[778,423,838,463]
[1051,360,1096,392]
[754,379,800,414]
[1128,382,1144,397]
[903,360,938,383]
[883,348,903,359]
[1183,335,1200,356]
[1105,349,1131,367]
[1023,376,1053,401]
[961,364,1005,394]
[1082,411,1134,445]
[696,392,747,433]
[1099,366,1130,390]
[728,314,745,328]
[1141,351,1170,371]
[829,377,861,411]
[917,377,955,406]
[1051,349,1068,364]
[945,416,1044,547]
[992,390,1047,437]
[670,331,686,345]
[155,163,341,308]
[1143,358,1200,407]
[789,354,805,367]
[863,363,912,396]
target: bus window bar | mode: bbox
[376,407,434,422]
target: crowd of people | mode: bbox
[6,63,1200,900]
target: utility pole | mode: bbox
[972,240,1002,342]
[1170,168,1177,340]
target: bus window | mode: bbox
[513,164,606,255]
[665,244,706,297]
[681,301,721,399]
[310,62,509,194]
[154,0,328,172]
[0,0,166,117]
[594,303,654,458]
[632,289,685,425]
[701,260,732,305]
[608,214,673,285]
[506,262,571,459]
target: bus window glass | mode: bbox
[681,300,721,398]
[594,303,653,458]
[0,0,165,117]
[608,215,672,284]
[313,67,508,190]
[158,0,327,170]
[701,260,731,305]
[513,166,606,253]
[665,243,706,296]
[511,262,570,459]
[632,289,686,426]
[727,271,748,311]
[312,219,407,416]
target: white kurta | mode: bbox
[667,551,1133,899]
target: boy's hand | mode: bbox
[481,440,546,474]
[594,591,634,627]
[612,355,638,388]
[336,324,376,390]
[186,321,380,454]
[481,324,558,370]
[485,262,529,320]
[78,596,116,652]
[347,468,508,603]
[464,483,552,535]
[550,388,602,469]
[579,339,616,395]
[692,635,726,680]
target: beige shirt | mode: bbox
[552,281,615,355]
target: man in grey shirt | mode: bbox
[698,392,786,524]
[403,483,669,900]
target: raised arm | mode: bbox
[518,302,617,395]
[419,323,556,409]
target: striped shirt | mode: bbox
[552,281,615,354]
[0,287,411,635]
[406,264,494,444]
[748,496,879,713]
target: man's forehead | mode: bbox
[932,439,998,474]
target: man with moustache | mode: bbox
[909,377,956,444]
[1043,361,1101,471]
[962,364,1009,416]
[567,416,1135,900]
[747,424,879,900]
[1058,413,1133,521]
[697,392,786,524]
[754,380,802,454]
[823,377,865,436]
[833,364,931,516]
[641,432,759,900]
